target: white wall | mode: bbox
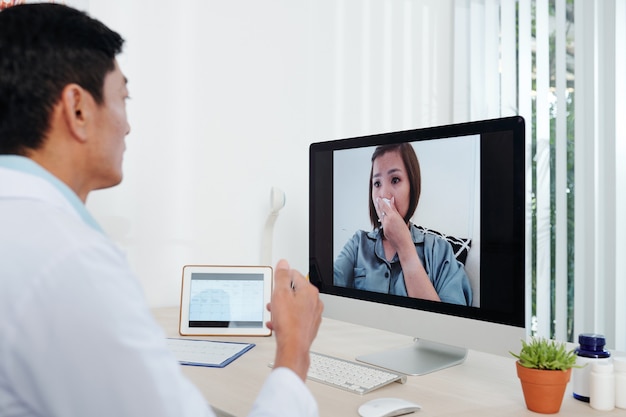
[83,0,456,307]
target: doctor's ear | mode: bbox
[60,84,93,142]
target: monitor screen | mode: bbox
[309,116,526,375]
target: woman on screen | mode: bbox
[333,143,472,306]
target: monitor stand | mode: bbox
[356,338,467,376]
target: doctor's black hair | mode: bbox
[0,3,124,155]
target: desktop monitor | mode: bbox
[309,116,526,375]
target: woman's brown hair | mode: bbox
[368,143,422,229]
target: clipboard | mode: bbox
[166,338,255,368]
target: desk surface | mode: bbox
[153,307,621,417]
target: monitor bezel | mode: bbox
[309,116,526,330]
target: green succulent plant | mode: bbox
[510,337,578,371]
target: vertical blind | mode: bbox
[454,0,626,350]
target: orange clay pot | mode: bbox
[516,361,572,414]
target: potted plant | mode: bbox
[510,337,578,414]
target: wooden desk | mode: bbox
[153,307,621,417]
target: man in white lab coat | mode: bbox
[0,4,323,417]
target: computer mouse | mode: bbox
[357,397,421,417]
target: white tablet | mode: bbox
[179,265,273,336]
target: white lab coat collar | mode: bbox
[0,155,103,233]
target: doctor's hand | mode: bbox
[266,259,324,381]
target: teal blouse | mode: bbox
[334,224,473,306]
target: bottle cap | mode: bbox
[578,333,606,350]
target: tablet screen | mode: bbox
[189,272,265,328]
[179,265,273,336]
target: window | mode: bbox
[454,0,626,350]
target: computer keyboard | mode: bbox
[305,351,407,395]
